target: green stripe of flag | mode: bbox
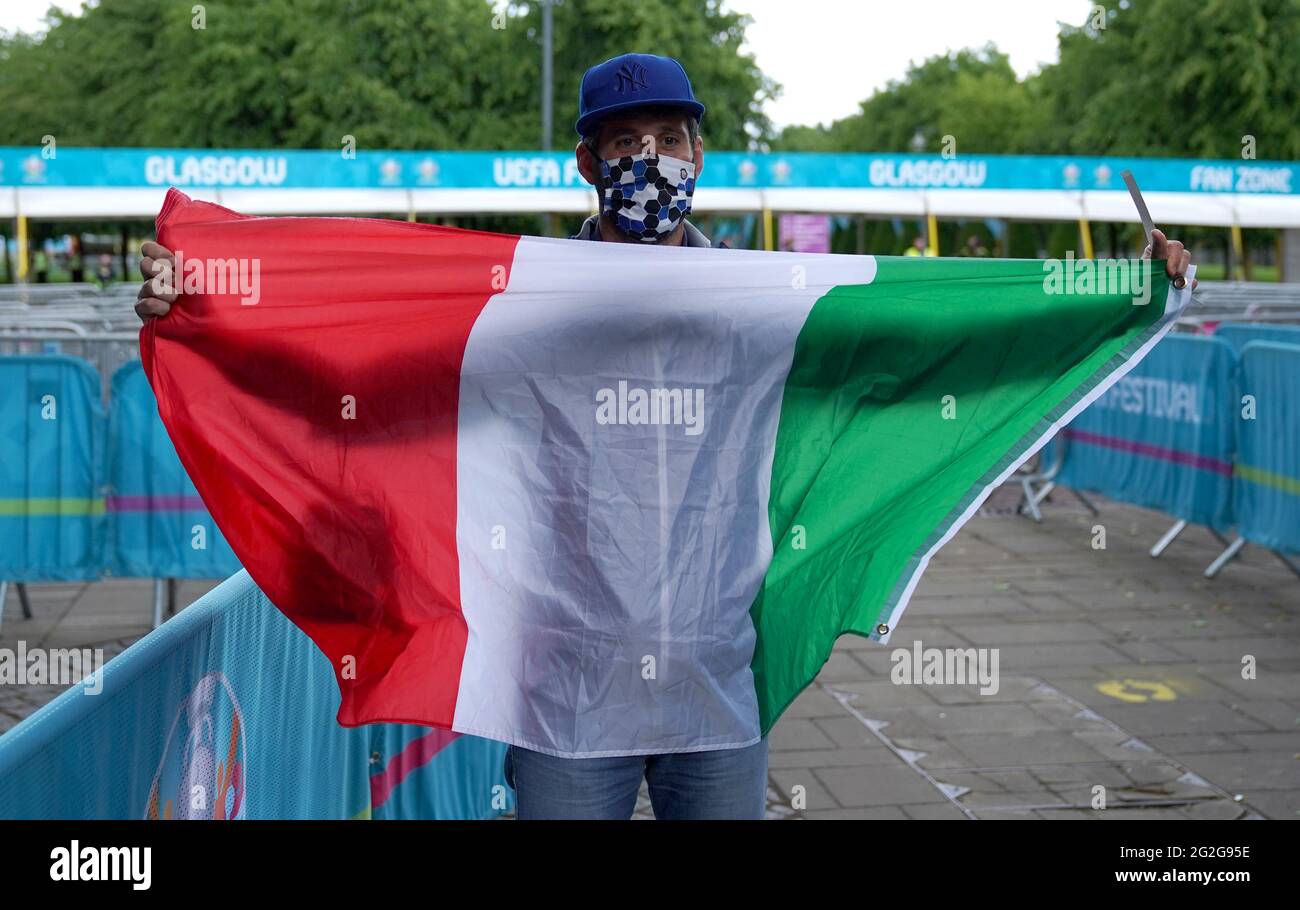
[750,257,1171,733]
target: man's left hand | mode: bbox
[1144,228,1196,290]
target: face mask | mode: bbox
[598,151,696,242]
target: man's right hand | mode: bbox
[135,241,177,322]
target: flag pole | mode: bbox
[1122,169,1188,291]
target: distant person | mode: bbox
[961,235,990,257]
[32,247,49,282]
[904,235,935,257]
[95,253,115,288]
[68,236,85,283]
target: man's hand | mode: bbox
[1143,229,1197,291]
[135,241,177,322]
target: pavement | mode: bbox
[2,489,1296,819]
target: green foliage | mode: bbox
[775,0,1300,161]
[0,0,774,150]
[0,1,1294,162]
[774,45,1033,155]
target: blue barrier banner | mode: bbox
[1235,342,1300,554]
[0,571,512,819]
[1213,322,1300,353]
[107,361,241,579]
[1,146,1296,193]
[1056,334,1237,531]
[0,355,105,581]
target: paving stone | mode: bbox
[1226,788,1298,819]
[770,768,839,812]
[768,718,838,752]
[1140,732,1247,754]
[938,730,1111,766]
[1105,640,1194,663]
[1227,731,1300,752]
[1178,750,1297,796]
[919,675,1052,706]
[813,764,945,807]
[780,686,851,720]
[801,806,910,820]
[1099,701,1270,736]
[885,736,978,770]
[768,747,904,770]
[1094,615,1263,639]
[823,678,945,708]
[1166,635,1298,662]
[810,715,893,750]
[888,622,977,643]
[1230,698,1300,731]
[813,650,872,683]
[956,621,1110,645]
[901,801,971,819]
[879,703,1061,738]
[996,640,1134,670]
[1207,671,1300,701]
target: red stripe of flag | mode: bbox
[142,189,520,729]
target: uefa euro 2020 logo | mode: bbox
[145,671,247,820]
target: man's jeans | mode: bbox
[504,738,768,819]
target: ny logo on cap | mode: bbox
[615,62,649,93]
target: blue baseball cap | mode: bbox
[575,53,706,138]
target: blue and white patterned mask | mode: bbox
[598,152,696,242]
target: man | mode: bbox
[95,253,116,288]
[505,53,768,819]
[904,234,934,256]
[133,52,1194,820]
[32,246,49,283]
[568,53,723,249]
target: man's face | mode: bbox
[574,108,705,244]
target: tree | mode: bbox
[771,0,1300,161]
[1032,0,1300,160]
[0,0,775,151]
[772,45,1033,154]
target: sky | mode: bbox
[1,0,1096,130]
[726,0,1096,129]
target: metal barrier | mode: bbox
[0,332,141,392]
[108,361,241,624]
[0,344,239,633]
[0,355,106,634]
[1213,321,1300,351]
[1182,281,1300,326]
[1037,334,1300,579]
[1208,341,1300,577]
[0,570,511,820]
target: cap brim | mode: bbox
[575,99,706,137]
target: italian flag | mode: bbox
[143,189,1190,757]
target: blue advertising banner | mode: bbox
[0,355,105,582]
[1213,322,1300,353]
[107,361,242,579]
[1,146,1296,194]
[1056,334,1238,531]
[0,571,512,820]
[1235,342,1300,554]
